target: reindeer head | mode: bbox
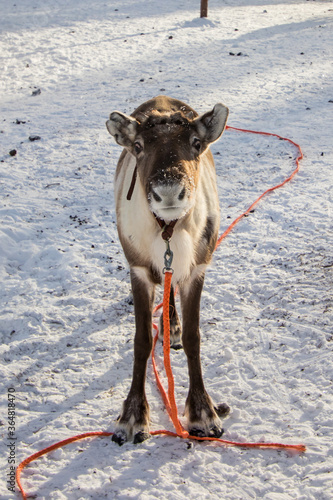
[106,103,228,222]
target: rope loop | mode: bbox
[16,126,306,500]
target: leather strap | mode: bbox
[126,165,138,201]
[154,216,178,241]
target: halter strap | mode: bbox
[154,216,178,241]
[126,165,138,201]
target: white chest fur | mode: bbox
[115,154,217,284]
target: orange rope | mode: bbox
[150,429,306,451]
[216,126,303,248]
[150,126,305,450]
[16,432,112,500]
[151,265,305,453]
[161,270,189,438]
[16,126,306,499]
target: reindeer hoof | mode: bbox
[162,339,183,350]
[133,430,150,444]
[112,430,128,446]
[171,341,183,350]
[189,427,205,438]
[189,425,224,439]
[214,403,231,417]
[208,425,224,438]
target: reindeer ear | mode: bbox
[194,103,229,144]
[106,112,138,148]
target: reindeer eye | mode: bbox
[134,141,143,155]
[192,138,201,152]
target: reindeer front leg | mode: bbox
[112,268,155,446]
[180,271,228,438]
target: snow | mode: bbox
[1,0,332,498]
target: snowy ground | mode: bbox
[1,0,332,498]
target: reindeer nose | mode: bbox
[152,190,162,203]
[178,187,186,201]
[151,183,187,207]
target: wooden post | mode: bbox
[200,0,208,18]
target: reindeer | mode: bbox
[106,95,230,445]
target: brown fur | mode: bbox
[106,96,230,444]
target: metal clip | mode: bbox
[163,239,174,273]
